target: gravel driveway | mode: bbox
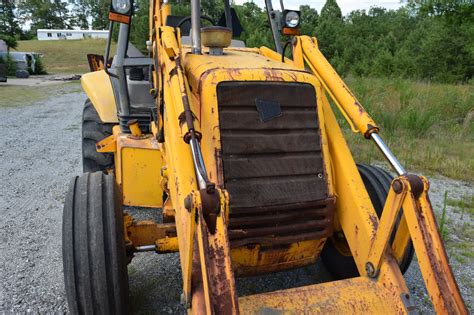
[0,91,472,313]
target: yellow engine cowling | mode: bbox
[184,49,336,275]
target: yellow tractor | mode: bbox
[62,0,468,313]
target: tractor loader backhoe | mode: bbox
[63,0,468,313]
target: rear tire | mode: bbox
[63,172,129,314]
[82,100,114,173]
[321,164,414,279]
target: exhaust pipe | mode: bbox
[191,0,202,54]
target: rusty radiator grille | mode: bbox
[217,82,334,247]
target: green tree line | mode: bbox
[1,0,472,82]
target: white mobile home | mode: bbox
[37,29,109,41]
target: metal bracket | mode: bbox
[366,178,407,276]
[123,57,154,67]
[96,135,116,153]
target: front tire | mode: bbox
[63,172,129,314]
[321,164,414,279]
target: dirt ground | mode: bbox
[1,75,81,87]
[0,91,472,313]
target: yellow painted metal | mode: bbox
[291,37,305,70]
[158,26,201,302]
[96,134,116,153]
[320,93,378,276]
[367,180,407,273]
[122,210,178,253]
[162,27,181,58]
[128,120,143,137]
[81,70,118,123]
[231,240,325,276]
[300,36,377,136]
[259,46,293,64]
[112,128,163,208]
[239,276,406,314]
[156,237,179,253]
[127,221,175,247]
[160,3,171,27]
[320,90,412,305]
[185,54,335,276]
[185,49,297,93]
[121,145,162,207]
[401,176,467,314]
[176,190,197,305]
[391,213,411,267]
[195,189,238,314]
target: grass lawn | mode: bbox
[0,82,82,108]
[339,77,474,181]
[17,39,116,74]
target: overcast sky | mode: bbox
[233,0,404,14]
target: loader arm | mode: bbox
[155,23,239,313]
[294,35,467,314]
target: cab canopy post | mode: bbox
[265,0,283,53]
[223,0,233,32]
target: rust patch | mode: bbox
[200,189,221,234]
[413,195,466,312]
[178,111,187,128]
[263,69,285,81]
[405,174,424,199]
[354,101,364,115]
[287,72,298,82]
[369,214,379,241]
[197,212,239,313]
[215,149,225,188]
[227,68,243,81]
[197,68,222,95]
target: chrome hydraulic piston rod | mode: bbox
[371,133,406,176]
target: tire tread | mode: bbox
[82,100,114,173]
[321,164,414,279]
[63,172,128,315]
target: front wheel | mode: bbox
[321,164,414,279]
[63,172,129,314]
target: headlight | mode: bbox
[284,10,300,28]
[109,0,133,24]
[112,0,131,15]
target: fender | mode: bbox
[81,70,119,123]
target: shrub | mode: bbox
[4,54,17,76]
[33,55,47,75]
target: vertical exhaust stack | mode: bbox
[191,0,202,54]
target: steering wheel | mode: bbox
[176,15,215,29]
